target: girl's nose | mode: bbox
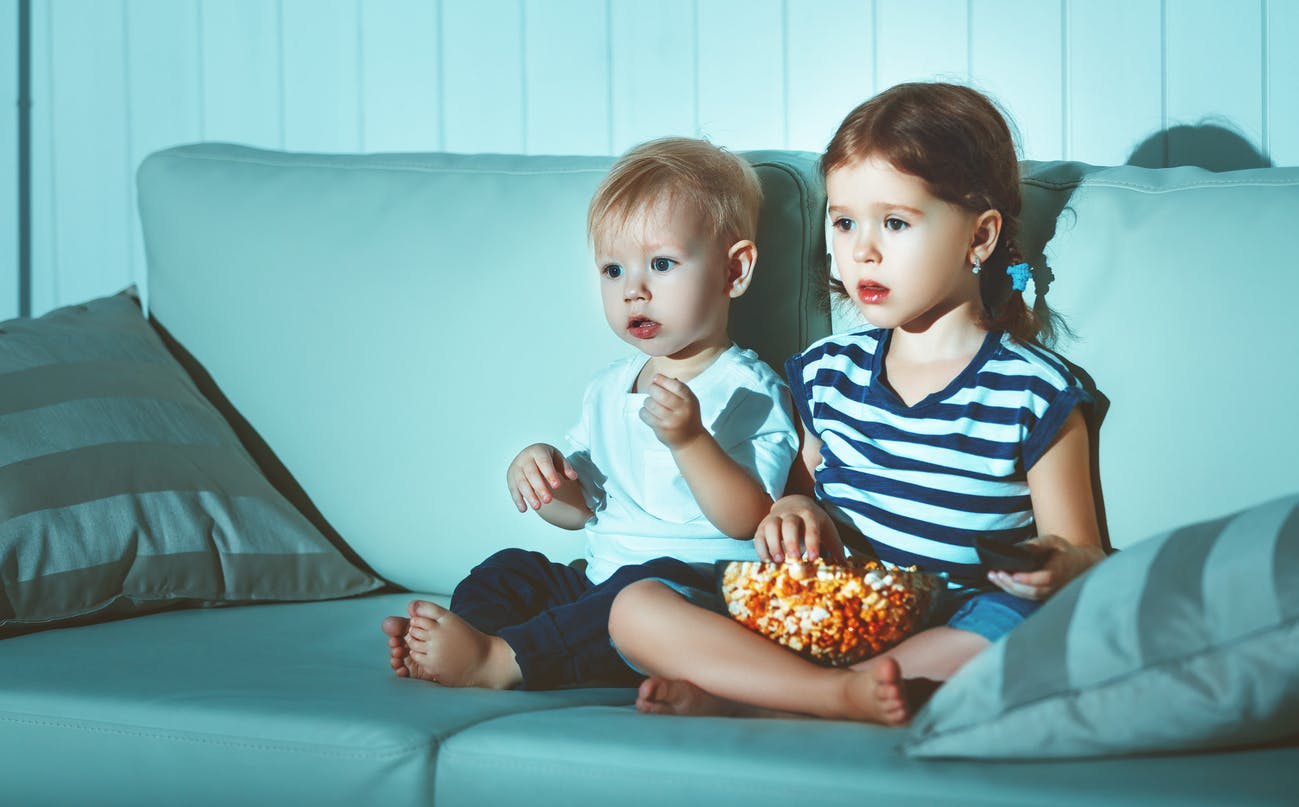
[851,231,879,264]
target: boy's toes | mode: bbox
[381,615,410,638]
[409,599,448,620]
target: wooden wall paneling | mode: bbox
[970,0,1064,161]
[360,0,441,153]
[875,0,968,90]
[1267,0,1299,166]
[442,0,525,153]
[785,0,874,153]
[696,0,784,150]
[608,0,696,153]
[1165,0,1265,167]
[44,0,131,311]
[199,0,284,148]
[1,0,17,320]
[281,0,361,152]
[125,0,202,304]
[1065,0,1163,166]
[523,0,611,155]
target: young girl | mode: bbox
[607,82,1108,725]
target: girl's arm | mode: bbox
[991,408,1107,599]
[754,423,847,563]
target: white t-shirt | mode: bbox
[566,344,799,584]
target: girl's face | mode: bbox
[826,156,984,333]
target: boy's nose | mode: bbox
[623,275,649,301]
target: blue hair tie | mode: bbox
[1006,262,1032,292]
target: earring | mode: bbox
[972,255,982,275]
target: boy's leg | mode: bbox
[495,556,711,690]
[609,579,910,725]
[382,548,587,680]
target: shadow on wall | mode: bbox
[1127,123,1273,171]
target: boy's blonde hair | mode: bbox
[587,137,763,248]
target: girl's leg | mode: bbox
[609,579,908,725]
[862,626,990,682]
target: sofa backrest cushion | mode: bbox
[137,146,829,592]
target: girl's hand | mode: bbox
[987,534,1105,600]
[641,374,706,449]
[507,443,579,512]
[754,495,846,563]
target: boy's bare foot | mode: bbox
[403,600,523,689]
[842,655,909,726]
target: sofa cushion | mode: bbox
[136,146,830,593]
[0,290,382,637]
[433,704,1299,807]
[903,492,1299,759]
[0,593,636,807]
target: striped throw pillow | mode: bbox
[1,291,382,638]
[904,492,1299,758]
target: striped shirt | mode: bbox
[786,327,1101,586]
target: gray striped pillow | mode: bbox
[904,492,1299,758]
[1,290,383,638]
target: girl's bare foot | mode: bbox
[637,677,741,716]
[380,615,420,678]
[841,656,909,726]
[404,600,522,689]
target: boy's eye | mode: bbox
[884,217,909,232]
[832,217,854,232]
[650,257,676,272]
[603,264,623,279]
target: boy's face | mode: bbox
[594,195,739,364]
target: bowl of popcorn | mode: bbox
[720,558,945,667]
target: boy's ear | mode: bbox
[725,240,758,299]
[969,209,1003,263]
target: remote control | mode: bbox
[974,535,1047,573]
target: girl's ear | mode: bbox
[725,240,758,299]
[970,209,1003,264]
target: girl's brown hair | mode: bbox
[823,82,1060,345]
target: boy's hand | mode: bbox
[987,534,1105,600]
[640,374,706,449]
[507,443,579,513]
[754,495,845,563]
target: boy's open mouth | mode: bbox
[857,281,890,304]
[628,317,660,339]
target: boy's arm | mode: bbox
[641,375,774,539]
[507,443,593,530]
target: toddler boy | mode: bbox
[381,137,797,689]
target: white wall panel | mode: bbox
[16,0,1298,313]
[786,0,874,153]
[1,0,17,320]
[608,0,696,152]
[1165,0,1265,163]
[200,0,283,148]
[126,0,201,299]
[876,0,968,90]
[442,0,524,153]
[361,0,441,152]
[1268,0,1299,166]
[1066,0,1163,166]
[282,0,361,152]
[697,0,784,150]
[971,0,1063,160]
[524,0,610,155]
[45,0,132,311]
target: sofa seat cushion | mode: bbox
[433,705,1299,807]
[0,593,634,807]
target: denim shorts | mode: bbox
[925,584,1041,643]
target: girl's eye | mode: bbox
[603,264,623,279]
[832,217,854,232]
[650,257,676,272]
[884,217,909,232]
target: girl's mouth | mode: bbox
[628,317,660,339]
[857,282,889,305]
